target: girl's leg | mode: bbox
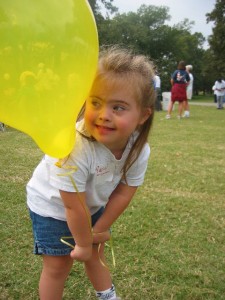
[85,244,112,291]
[183,100,190,117]
[166,101,174,118]
[178,101,183,117]
[85,244,119,299]
[39,255,73,300]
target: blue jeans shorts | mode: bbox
[29,207,104,256]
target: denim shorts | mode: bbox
[29,207,104,256]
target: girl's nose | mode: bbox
[98,106,111,121]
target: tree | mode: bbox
[90,1,210,93]
[97,4,206,92]
[206,0,225,76]
[88,0,118,24]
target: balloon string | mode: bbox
[56,162,115,269]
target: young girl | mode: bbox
[27,46,156,300]
[166,61,190,119]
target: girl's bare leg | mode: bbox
[183,100,190,117]
[39,255,73,300]
[167,100,174,117]
[178,101,184,117]
[85,244,112,291]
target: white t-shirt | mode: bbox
[186,73,194,100]
[215,80,225,96]
[27,120,150,221]
[154,75,161,89]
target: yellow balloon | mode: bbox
[0,0,99,158]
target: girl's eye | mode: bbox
[113,105,126,112]
[90,99,101,108]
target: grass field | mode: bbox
[0,102,225,299]
[191,94,215,103]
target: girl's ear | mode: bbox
[139,108,152,125]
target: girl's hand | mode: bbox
[70,244,92,262]
[93,230,111,244]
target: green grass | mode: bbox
[191,94,214,103]
[0,104,225,299]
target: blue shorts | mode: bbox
[29,207,104,256]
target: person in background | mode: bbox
[26,46,155,300]
[0,122,5,131]
[214,78,225,109]
[222,79,225,104]
[212,84,217,103]
[183,65,194,118]
[166,61,190,119]
[154,73,162,111]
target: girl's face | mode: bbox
[84,75,150,158]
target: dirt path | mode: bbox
[189,102,217,107]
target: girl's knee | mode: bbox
[85,245,105,268]
[42,255,73,278]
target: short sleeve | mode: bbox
[185,72,190,82]
[171,70,177,81]
[48,133,93,193]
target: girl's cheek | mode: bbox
[85,111,96,123]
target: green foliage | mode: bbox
[1,103,225,299]
[206,0,225,76]
[94,3,210,93]
[87,0,118,24]
[91,0,224,93]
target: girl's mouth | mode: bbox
[95,124,115,134]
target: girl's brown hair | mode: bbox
[78,46,156,180]
[177,61,186,70]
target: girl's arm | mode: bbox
[59,190,93,261]
[92,183,137,241]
